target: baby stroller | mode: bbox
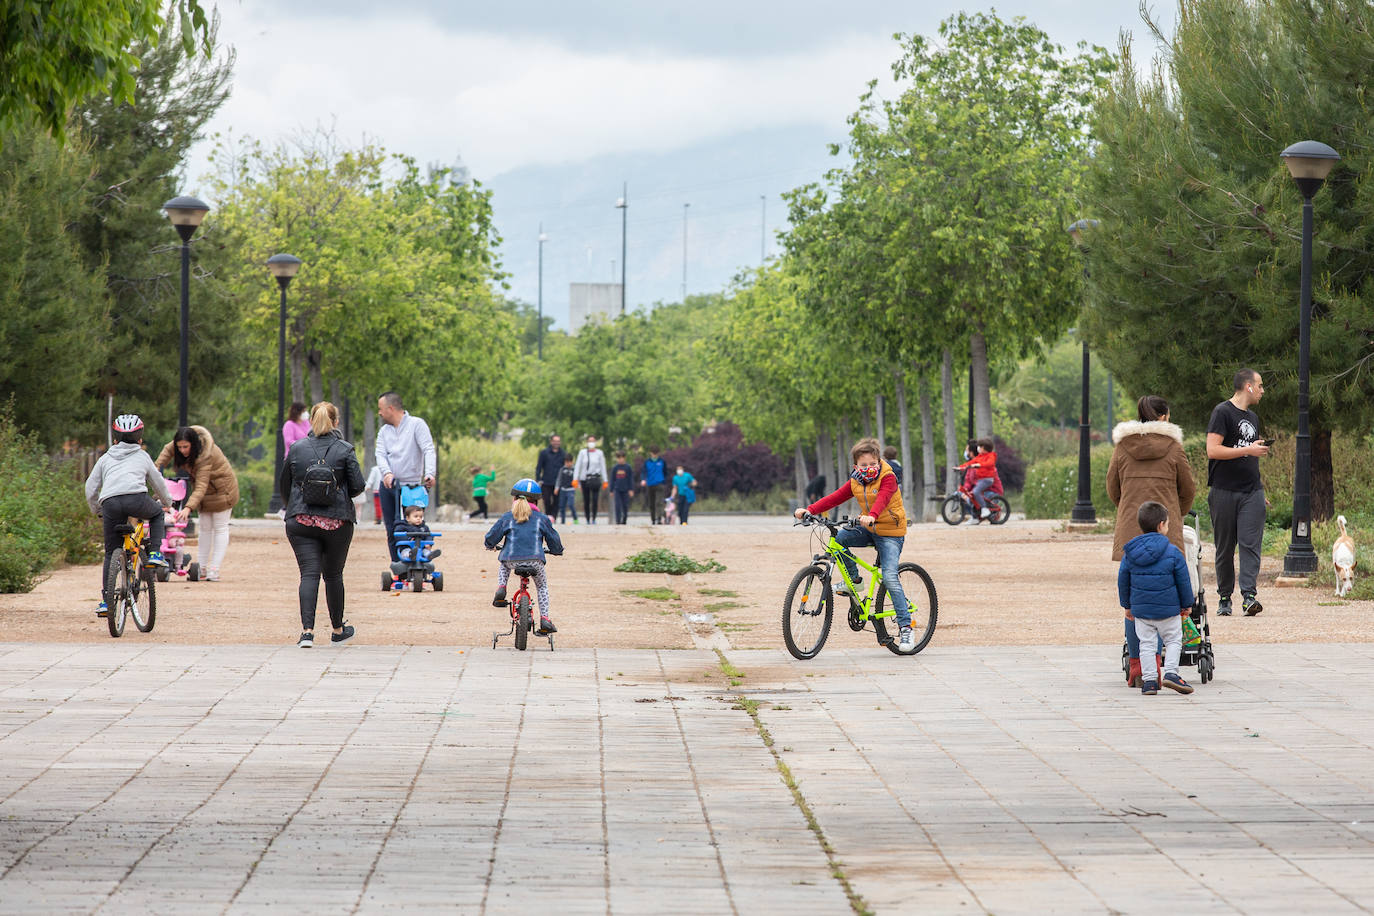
[381,484,444,593]
[1121,510,1215,684]
[155,478,195,582]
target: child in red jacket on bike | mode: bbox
[956,438,1001,523]
[792,437,917,651]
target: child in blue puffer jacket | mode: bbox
[484,479,564,634]
[1118,500,1196,696]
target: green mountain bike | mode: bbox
[783,513,937,659]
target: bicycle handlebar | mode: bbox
[793,512,864,532]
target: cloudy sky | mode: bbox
[189,0,1177,323]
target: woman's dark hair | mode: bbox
[1137,395,1169,422]
[289,401,307,422]
[173,426,202,468]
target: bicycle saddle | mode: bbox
[512,563,540,578]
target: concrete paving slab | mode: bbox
[1,642,1373,914]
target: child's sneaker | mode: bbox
[537,616,557,635]
[898,626,914,651]
[297,632,313,648]
[146,551,169,568]
[1141,680,1159,695]
[492,586,508,607]
[96,601,109,618]
[834,578,860,597]
[1241,593,1263,616]
[1162,672,1194,694]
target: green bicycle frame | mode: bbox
[821,532,894,621]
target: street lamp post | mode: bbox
[1068,218,1100,525]
[537,226,547,359]
[161,195,210,427]
[1280,140,1340,577]
[615,183,627,317]
[266,254,302,514]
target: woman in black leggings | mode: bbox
[280,401,366,648]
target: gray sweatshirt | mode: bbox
[85,443,173,513]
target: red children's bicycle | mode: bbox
[491,563,554,652]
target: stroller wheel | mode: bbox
[1198,654,1214,684]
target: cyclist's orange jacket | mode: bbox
[805,461,907,536]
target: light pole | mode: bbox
[615,183,627,317]
[161,195,210,427]
[1068,218,1100,525]
[266,254,302,514]
[682,203,690,301]
[537,225,547,359]
[1279,140,1340,577]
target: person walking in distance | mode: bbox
[281,401,366,648]
[1206,368,1270,617]
[640,446,667,524]
[374,392,436,563]
[573,435,608,525]
[535,434,566,517]
[609,451,635,525]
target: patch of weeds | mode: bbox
[621,587,680,601]
[714,649,745,687]
[705,600,745,612]
[698,588,738,597]
[615,548,726,574]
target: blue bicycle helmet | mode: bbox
[510,478,542,499]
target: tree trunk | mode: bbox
[307,348,324,403]
[893,370,911,509]
[362,409,376,474]
[793,442,809,504]
[816,429,833,496]
[1312,427,1334,521]
[970,328,993,439]
[941,348,959,494]
[835,417,847,488]
[290,346,304,405]
[875,393,886,446]
[860,407,872,440]
[919,365,937,522]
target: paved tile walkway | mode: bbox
[1,642,1372,914]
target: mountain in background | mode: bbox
[481,123,846,326]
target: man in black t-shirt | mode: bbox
[1206,368,1270,616]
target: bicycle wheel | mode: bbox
[940,496,964,526]
[987,496,1011,525]
[782,564,833,660]
[105,556,127,638]
[514,595,531,651]
[131,568,156,633]
[873,562,938,656]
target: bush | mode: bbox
[234,461,275,518]
[661,422,787,498]
[0,406,100,592]
[615,549,726,574]
[695,483,795,514]
[438,436,542,513]
[992,435,1027,492]
[1022,445,1114,519]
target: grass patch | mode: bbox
[715,648,745,686]
[698,588,738,597]
[615,548,726,574]
[621,587,680,601]
[705,600,745,612]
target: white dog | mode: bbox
[1333,515,1357,598]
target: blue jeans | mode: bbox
[558,489,577,523]
[971,478,995,510]
[835,528,909,628]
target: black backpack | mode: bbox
[300,440,339,507]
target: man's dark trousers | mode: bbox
[1208,486,1265,598]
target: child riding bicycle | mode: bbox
[792,437,916,650]
[956,437,1002,523]
[484,478,564,635]
[84,414,172,617]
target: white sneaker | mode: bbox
[898,626,915,651]
[204,568,220,582]
[834,577,860,597]
[979,507,991,519]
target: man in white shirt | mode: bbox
[572,435,608,525]
[375,391,436,561]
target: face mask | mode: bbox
[852,465,880,484]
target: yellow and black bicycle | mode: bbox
[104,519,157,638]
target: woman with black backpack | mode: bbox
[280,401,366,648]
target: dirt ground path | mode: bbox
[2,515,1369,648]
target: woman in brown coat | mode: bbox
[1106,395,1196,687]
[156,425,239,581]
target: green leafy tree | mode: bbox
[1082,0,1374,518]
[208,135,513,434]
[0,0,210,142]
[0,129,109,445]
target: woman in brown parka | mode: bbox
[156,425,239,582]
[1106,395,1196,688]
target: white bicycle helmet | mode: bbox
[112,414,144,442]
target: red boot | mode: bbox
[1127,657,1142,688]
